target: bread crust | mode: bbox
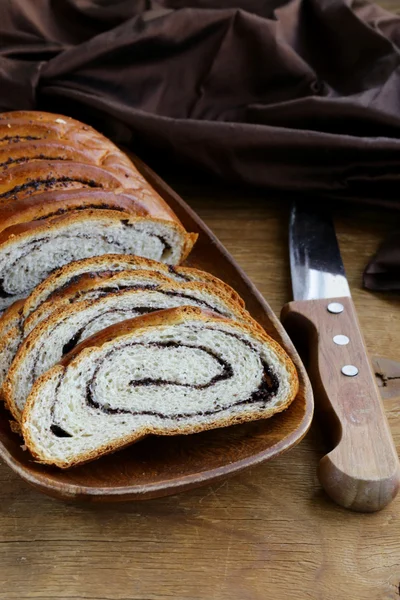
[0,139,155,196]
[0,299,24,338]
[0,112,139,176]
[21,306,299,469]
[0,140,114,171]
[0,160,121,200]
[0,188,180,232]
[0,112,188,227]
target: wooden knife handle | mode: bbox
[281,296,400,512]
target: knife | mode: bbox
[281,202,400,512]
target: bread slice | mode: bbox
[0,209,197,311]
[0,257,242,389]
[4,282,257,421]
[21,306,299,468]
[22,254,243,321]
[0,253,240,338]
[23,269,176,334]
[24,268,246,335]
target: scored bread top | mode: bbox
[0,140,120,172]
[0,161,121,200]
[0,188,179,233]
[0,140,148,195]
[0,111,188,229]
[0,115,145,187]
[0,112,138,166]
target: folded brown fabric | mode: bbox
[0,0,399,289]
[364,231,400,291]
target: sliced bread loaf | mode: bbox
[4,282,256,421]
[21,306,298,468]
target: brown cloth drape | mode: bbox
[0,0,399,291]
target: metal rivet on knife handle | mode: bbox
[333,335,349,345]
[327,302,344,314]
[341,365,359,377]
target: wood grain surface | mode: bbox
[0,179,399,600]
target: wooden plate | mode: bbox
[0,156,313,502]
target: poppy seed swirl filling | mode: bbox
[74,339,277,422]
[0,234,169,300]
[28,323,283,458]
[0,217,186,310]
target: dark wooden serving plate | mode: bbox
[0,156,313,502]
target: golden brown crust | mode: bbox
[0,117,147,190]
[21,306,299,469]
[0,112,187,226]
[0,113,136,167]
[0,140,144,193]
[0,140,107,169]
[0,188,180,233]
[0,160,122,202]
[174,267,244,306]
[0,300,24,339]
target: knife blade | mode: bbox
[289,203,350,301]
[281,201,400,512]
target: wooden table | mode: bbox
[0,177,398,600]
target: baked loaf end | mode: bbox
[22,306,299,468]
